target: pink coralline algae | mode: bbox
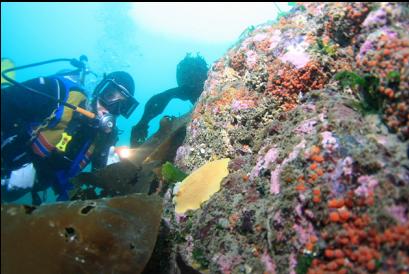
[294,119,318,135]
[175,212,188,224]
[321,131,338,153]
[354,175,379,197]
[231,99,255,112]
[342,156,354,177]
[212,106,222,114]
[250,147,278,180]
[329,157,352,195]
[386,205,408,224]
[274,211,282,225]
[185,235,194,255]
[268,30,282,51]
[270,140,306,194]
[214,253,243,274]
[253,33,269,42]
[174,145,191,168]
[293,222,315,246]
[245,50,258,69]
[289,252,298,274]
[362,8,387,28]
[261,250,277,274]
[279,40,310,69]
[379,27,398,40]
[359,39,374,57]
[294,203,317,246]
[270,169,281,195]
[358,27,399,60]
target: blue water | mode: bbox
[1,2,291,204]
[1,2,235,144]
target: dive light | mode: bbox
[115,146,132,159]
[106,146,134,166]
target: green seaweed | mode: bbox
[277,11,288,20]
[161,162,188,184]
[172,231,186,244]
[296,253,314,274]
[274,3,291,21]
[375,259,382,270]
[335,71,365,89]
[361,74,381,111]
[215,223,224,230]
[298,5,306,12]
[186,218,193,231]
[316,38,337,57]
[335,71,383,114]
[192,247,210,269]
[386,71,400,86]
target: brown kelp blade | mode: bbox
[1,193,162,274]
[128,113,190,166]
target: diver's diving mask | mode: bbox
[96,78,139,119]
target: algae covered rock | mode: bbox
[166,2,409,274]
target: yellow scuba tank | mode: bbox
[1,58,15,85]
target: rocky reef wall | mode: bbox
[165,3,409,273]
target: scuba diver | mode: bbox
[1,56,139,204]
[131,53,208,147]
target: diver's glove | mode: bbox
[131,122,148,146]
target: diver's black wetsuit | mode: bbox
[130,84,202,147]
[1,77,117,204]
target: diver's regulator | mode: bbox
[97,113,115,132]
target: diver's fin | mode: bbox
[1,58,16,85]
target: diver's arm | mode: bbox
[138,87,184,125]
[91,128,119,171]
[131,87,185,146]
[91,148,109,171]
